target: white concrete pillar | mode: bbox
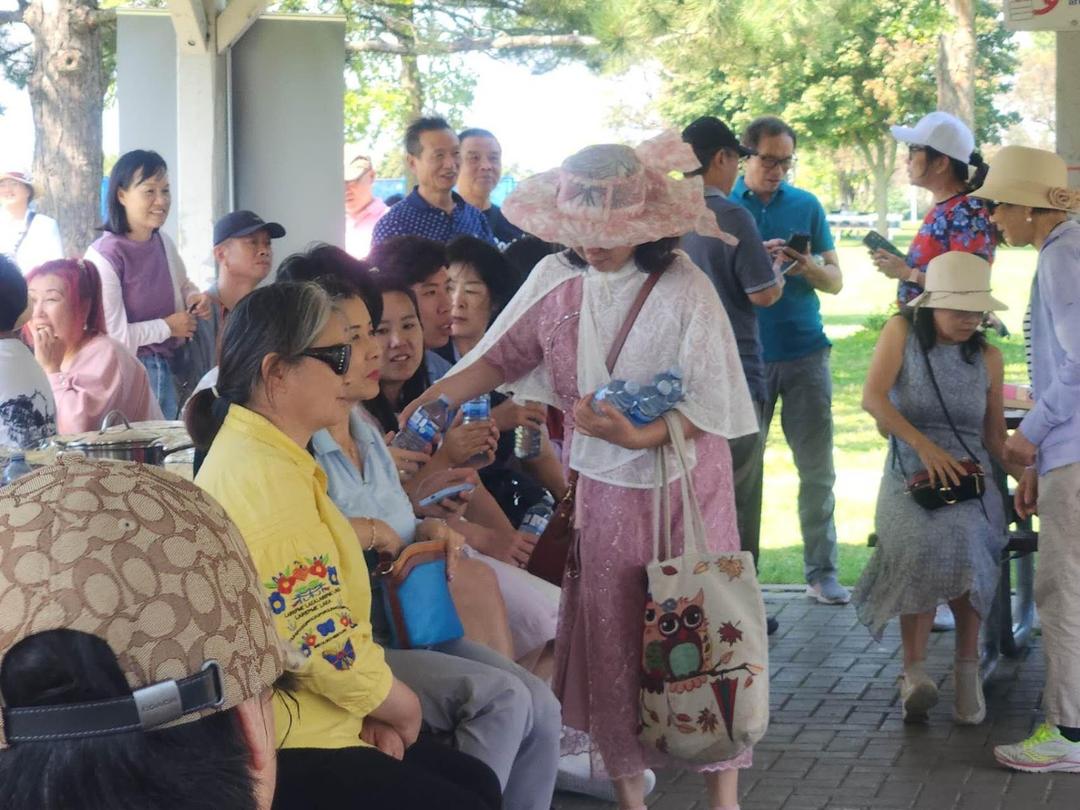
[1057,31,1080,191]
[171,0,230,288]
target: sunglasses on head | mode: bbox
[300,343,352,376]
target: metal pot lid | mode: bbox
[54,411,165,450]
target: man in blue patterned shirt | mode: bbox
[372,116,496,249]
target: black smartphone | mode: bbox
[781,232,811,274]
[862,229,905,258]
[786,232,811,254]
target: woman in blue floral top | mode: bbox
[871,112,996,306]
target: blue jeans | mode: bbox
[139,353,178,420]
[761,347,839,585]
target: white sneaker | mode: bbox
[806,576,851,605]
[994,723,1080,773]
[932,604,956,632]
[900,666,939,723]
[554,751,656,800]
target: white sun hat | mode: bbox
[890,112,975,164]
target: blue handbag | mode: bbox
[373,539,465,649]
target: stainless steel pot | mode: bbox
[55,411,194,466]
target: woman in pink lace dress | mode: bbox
[408,132,760,810]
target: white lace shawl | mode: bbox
[449,250,758,488]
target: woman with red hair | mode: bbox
[24,259,162,433]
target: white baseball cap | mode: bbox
[890,111,975,164]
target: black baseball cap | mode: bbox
[0,255,30,332]
[213,210,286,247]
[682,116,756,160]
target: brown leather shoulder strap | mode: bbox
[605,271,661,373]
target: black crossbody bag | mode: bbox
[893,341,988,517]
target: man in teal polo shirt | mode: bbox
[731,116,849,607]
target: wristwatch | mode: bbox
[906,268,922,284]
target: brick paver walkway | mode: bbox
[553,588,1071,810]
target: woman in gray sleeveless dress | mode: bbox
[856,252,1024,726]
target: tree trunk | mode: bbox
[397,0,422,187]
[937,0,976,130]
[23,0,106,257]
[857,138,897,235]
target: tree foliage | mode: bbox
[605,0,1016,224]
[272,0,600,172]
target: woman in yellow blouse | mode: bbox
[187,281,500,810]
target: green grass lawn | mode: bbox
[756,236,1036,585]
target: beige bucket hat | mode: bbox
[908,252,1007,312]
[973,145,1080,211]
[0,458,286,747]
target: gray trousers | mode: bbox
[386,637,561,810]
[729,399,766,567]
[1036,461,1080,727]
[761,346,839,584]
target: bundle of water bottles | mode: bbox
[592,367,684,425]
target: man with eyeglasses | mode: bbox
[731,115,849,613]
[680,116,782,622]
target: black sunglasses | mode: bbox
[300,343,352,376]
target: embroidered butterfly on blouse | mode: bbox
[322,640,356,671]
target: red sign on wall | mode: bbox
[1006,0,1080,30]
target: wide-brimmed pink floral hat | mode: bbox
[502,129,734,249]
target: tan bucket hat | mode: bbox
[0,458,286,747]
[907,252,1007,312]
[973,146,1080,211]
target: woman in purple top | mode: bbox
[85,150,209,418]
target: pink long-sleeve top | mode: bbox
[48,334,163,434]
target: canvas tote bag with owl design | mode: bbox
[638,412,769,762]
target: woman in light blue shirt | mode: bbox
[296,262,562,810]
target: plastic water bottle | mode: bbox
[656,367,685,404]
[519,497,555,536]
[2,453,33,485]
[513,400,543,460]
[461,395,492,467]
[392,395,452,452]
[628,384,669,425]
[593,380,640,415]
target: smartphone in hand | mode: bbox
[862,230,905,258]
[786,232,811,254]
[416,482,476,508]
[781,232,811,273]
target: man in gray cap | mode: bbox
[681,116,782,631]
[0,458,287,809]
